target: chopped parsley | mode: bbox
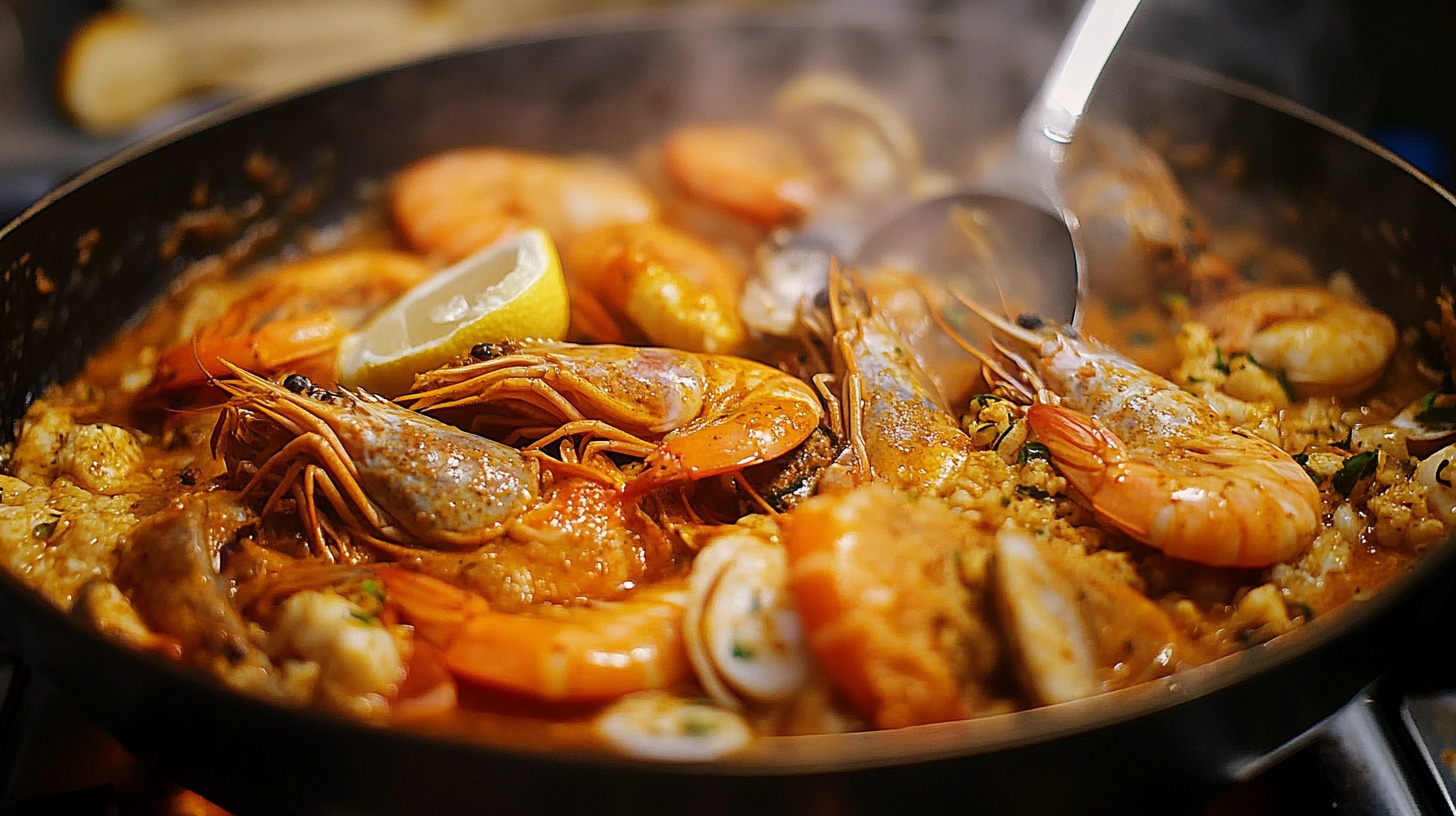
[361,579,384,601]
[682,715,718,737]
[731,642,757,661]
[1417,391,1456,424]
[1332,451,1379,497]
[1213,346,1229,374]
[1274,369,1297,402]
[1015,485,1052,500]
[1017,442,1051,463]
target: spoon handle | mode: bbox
[1010,0,1142,195]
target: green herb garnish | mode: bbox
[1415,391,1456,423]
[1017,442,1051,463]
[682,716,718,737]
[1332,451,1379,497]
[1274,369,1297,402]
[1213,346,1229,374]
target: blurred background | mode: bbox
[0,0,1451,223]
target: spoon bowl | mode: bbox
[855,0,1141,325]
[855,191,1083,327]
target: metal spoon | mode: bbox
[854,0,1142,325]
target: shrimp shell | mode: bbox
[974,309,1322,568]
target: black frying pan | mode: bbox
[2,9,1455,815]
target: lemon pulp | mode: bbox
[337,228,569,396]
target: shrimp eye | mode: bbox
[470,343,505,360]
[1016,314,1045,331]
[283,373,312,393]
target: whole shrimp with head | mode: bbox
[400,338,824,495]
[716,268,1009,730]
[960,299,1323,568]
[210,365,678,611]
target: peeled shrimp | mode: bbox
[1197,285,1398,397]
[778,483,998,729]
[660,123,817,228]
[563,221,747,354]
[377,566,690,704]
[392,147,658,262]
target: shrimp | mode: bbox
[777,483,999,729]
[146,249,432,404]
[375,474,680,612]
[562,221,747,354]
[375,565,690,704]
[968,307,1322,567]
[391,147,658,262]
[211,366,540,555]
[400,340,823,493]
[660,123,817,228]
[213,367,679,608]
[825,267,978,494]
[1196,285,1398,397]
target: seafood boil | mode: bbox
[0,73,1449,763]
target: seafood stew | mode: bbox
[2,12,1456,816]
[3,64,1450,761]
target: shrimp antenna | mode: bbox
[949,288,1045,348]
[826,256,847,332]
[906,277,1025,396]
[735,476,778,517]
[948,205,1019,320]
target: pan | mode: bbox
[1,8,1455,815]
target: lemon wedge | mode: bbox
[338,228,569,396]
